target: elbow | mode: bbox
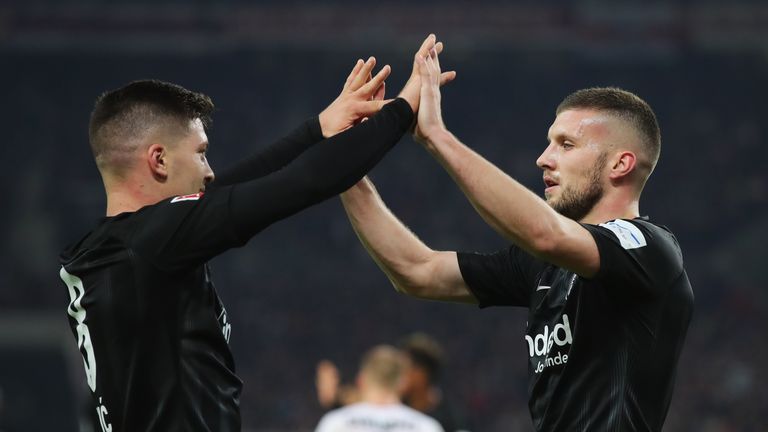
[388,274,428,299]
[387,255,439,300]
[528,220,566,260]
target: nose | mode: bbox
[204,162,215,184]
[536,143,556,171]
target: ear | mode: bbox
[609,150,636,181]
[147,144,168,181]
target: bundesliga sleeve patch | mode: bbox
[171,192,204,203]
[599,219,647,250]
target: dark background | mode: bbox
[1,1,766,431]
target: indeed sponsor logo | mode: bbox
[525,314,573,374]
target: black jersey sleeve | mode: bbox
[457,246,545,308]
[582,219,684,299]
[132,98,413,271]
[211,117,324,186]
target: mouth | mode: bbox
[543,176,559,193]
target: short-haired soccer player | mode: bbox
[315,345,444,432]
[58,35,455,432]
[342,46,693,431]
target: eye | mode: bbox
[562,142,574,150]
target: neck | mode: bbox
[104,177,163,216]
[359,387,400,405]
[405,386,440,412]
[579,193,640,225]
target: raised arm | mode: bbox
[341,178,475,303]
[414,46,600,278]
[213,57,393,186]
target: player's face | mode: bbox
[166,119,215,196]
[537,109,610,221]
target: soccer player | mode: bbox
[315,345,444,432]
[58,35,454,432]
[315,333,465,431]
[341,48,694,431]
[399,333,465,432]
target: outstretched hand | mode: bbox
[319,57,392,138]
[414,46,451,146]
[398,34,457,115]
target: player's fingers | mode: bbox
[439,71,457,86]
[350,57,376,91]
[435,41,444,55]
[343,59,365,90]
[417,54,429,79]
[373,81,386,101]
[425,55,440,85]
[430,47,442,73]
[414,34,436,63]
[359,64,391,96]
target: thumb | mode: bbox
[356,99,395,116]
[439,71,457,86]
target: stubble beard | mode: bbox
[548,154,606,221]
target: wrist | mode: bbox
[422,125,451,147]
[317,110,332,138]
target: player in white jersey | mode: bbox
[315,345,444,432]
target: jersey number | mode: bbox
[60,267,98,392]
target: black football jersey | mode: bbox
[58,99,414,432]
[59,190,245,432]
[458,218,694,432]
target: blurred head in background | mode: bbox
[356,345,406,403]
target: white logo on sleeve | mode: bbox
[599,219,647,250]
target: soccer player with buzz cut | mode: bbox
[58,35,456,432]
[341,47,693,431]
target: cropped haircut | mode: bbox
[399,333,445,385]
[88,79,214,176]
[556,87,661,174]
[360,345,405,391]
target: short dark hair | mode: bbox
[88,79,214,175]
[399,333,444,385]
[556,87,661,173]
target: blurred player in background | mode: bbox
[399,333,466,432]
[315,345,444,432]
[316,333,467,431]
[58,35,455,432]
[341,46,693,431]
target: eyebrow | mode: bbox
[547,133,577,143]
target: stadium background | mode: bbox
[1,1,766,431]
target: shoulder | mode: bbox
[591,218,682,256]
[315,407,348,431]
[586,217,685,292]
[395,404,445,431]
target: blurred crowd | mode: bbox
[1,42,766,431]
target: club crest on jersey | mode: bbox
[171,192,204,203]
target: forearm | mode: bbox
[341,179,434,295]
[341,178,474,303]
[212,117,323,187]
[228,98,413,235]
[424,129,571,259]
